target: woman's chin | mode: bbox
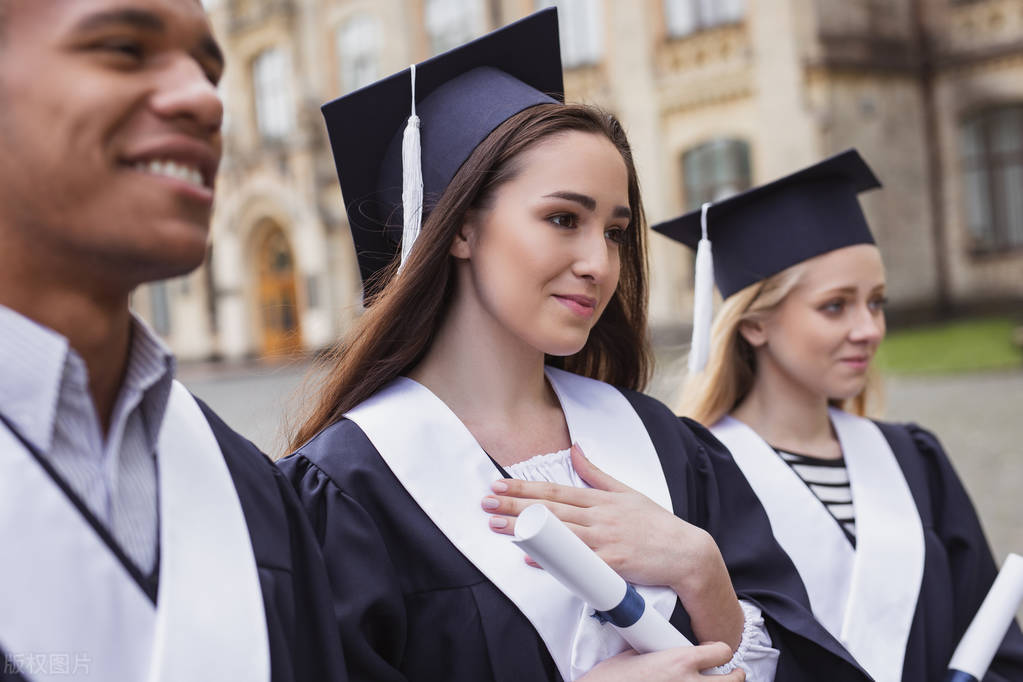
[539,336,590,359]
[827,382,867,403]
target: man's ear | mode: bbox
[450,213,478,260]
[738,318,768,348]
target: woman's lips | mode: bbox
[553,294,597,318]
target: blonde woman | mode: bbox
[654,149,1023,682]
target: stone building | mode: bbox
[133,0,1023,360]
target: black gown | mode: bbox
[0,399,346,682]
[875,422,1023,682]
[279,384,871,681]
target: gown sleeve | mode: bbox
[267,464,352,682]
[277,452,411,682]
[905,424,1023,682]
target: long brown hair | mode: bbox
[676,262,882,425]
[287,103,651,453]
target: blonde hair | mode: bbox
[675,262,882,425]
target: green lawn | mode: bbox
[876,317,1023,375]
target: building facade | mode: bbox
[134,0,1023,360]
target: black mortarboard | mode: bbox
[321,8,564,298]
[652,148,882,299]
[652,148,882,372]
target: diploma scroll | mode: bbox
[513,503,692,653]
[945,553,1023,682]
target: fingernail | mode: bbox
[481,496,499,510]
[489,517,508,529]
[491,480,508,493]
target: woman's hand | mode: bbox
[482,444,743,649]
[578,642,745,682]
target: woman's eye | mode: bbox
[820,299,846,314]
[605,227,628,244]
[548,213,577,229]
[868,296,888,311]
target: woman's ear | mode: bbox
[738,318,768,348]
[450,213,478,260]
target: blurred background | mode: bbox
[144,1,1020,565]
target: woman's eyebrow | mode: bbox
[543,191,631,220]
[544,191,596,210]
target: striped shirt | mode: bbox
[0,304,173,574]
[774,447,857,546]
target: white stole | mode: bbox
[0,381,270,682]
[344,367,678,681]
[711,409,924,682]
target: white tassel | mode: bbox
[688,202,715,374]
[399,63,423,271]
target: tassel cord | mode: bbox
[399,63,423,271]
[689,202,715,373]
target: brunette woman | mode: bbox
[655,149,1023,682]
[279,11,868,682]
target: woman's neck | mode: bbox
[731,360,841,459]
[408,283,570,466]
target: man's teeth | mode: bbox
[134,160,205,188]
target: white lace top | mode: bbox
[506,449,780,680]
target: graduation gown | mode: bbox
[279,369,869,682]
[712,412,1023,682]
[0,392,346,682]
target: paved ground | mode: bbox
[182,356,1023,569]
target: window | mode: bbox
[337,14,380,93]
[305,274,320,309]
[681,138,751,209]
[535,0,603,67]
[204,247,218,335]
[218,82,231,136]
[664,0,745,38]
[252,47,294,139]
[960,106,1023,252]
[425,0,484,55]
[149,282,171,337]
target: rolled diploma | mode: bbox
[946,553,1023,681]
[513,503,692,653]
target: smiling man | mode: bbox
[0,2,344,680]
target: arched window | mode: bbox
[960,106,1023,252]
[664,0,745,38]
[337,14,380,94]
[425,0,484,55]
[535,0,603,67]
[681,138,751,209]
[251,47,294,139]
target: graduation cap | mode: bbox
[322,8,564,299]
[651,148,882,371]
